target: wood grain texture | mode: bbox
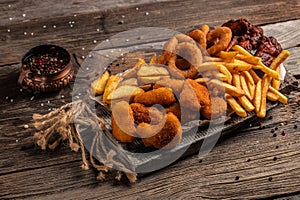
[0,0,300,199]
[1,0,300,65]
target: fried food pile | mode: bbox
[90,18,290,149]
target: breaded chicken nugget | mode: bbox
[134,87,176,106]
[165,103,181,121]
[180,80,201,111]
[153,78,185,94]
[186,79,211,107]
[130,103,164,125]
[111,101,136,143]
[136,112,182,149]
[201,97,227,120]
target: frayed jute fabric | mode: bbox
[32,100,137,183]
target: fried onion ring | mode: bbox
[207,27,232,56]
[188,29,207,50]
[168,42,202,79]
[158,34,196,65]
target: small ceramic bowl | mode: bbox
[18,45,74,92]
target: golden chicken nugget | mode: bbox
[201,97,227,119]
[134,87,176,106]
[111,101,136,143]
[137,112,182,149]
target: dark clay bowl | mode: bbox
[18,45,74,92]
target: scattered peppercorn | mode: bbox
[268,177,273,181]
[271,129,275,133]
[273,133,277,137]
[275,146,279,149]
[247,158,251,162]
[273,157,277,161]
[25,52,67,75]
[235,176,240,180]
[268,116,273,120]
[275,127,278,130]
[294,125,297,129]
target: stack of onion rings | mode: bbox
[158,34,202,79]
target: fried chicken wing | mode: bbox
[134,87,176,106]
[136,112,182,149]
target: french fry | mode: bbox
[216,64,232,84]
[232,73,241,89]
[149,53,157,64]
[236,54,261,65]
[195,77,211,84]
[240,74,252,100]
[218,51,238,60]
[253,63,280,80]
[269,86,288,104]
[267,91,279,101]
[203,56,224,62]
[272,66,281,90]
[269,50,290,70]
[198,62,222,72]
[238,95,255,112]
[90,70,110,95]
[209,79,245,97]
[247,82,255,100]
[232,45,253,57]
[249,69,261,84]
[103,75,121,104]
[242,71,255,85]
[212,71,228,82]
[243,71,255,100]
[253,79,262,114]
[257,76,271,118]
[224,59,253,72]
[225,94,247,117]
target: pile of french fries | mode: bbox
[197,45,290,118]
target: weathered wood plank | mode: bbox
[1,0,300,65]
[0,0,173,25]
[1,100,299,200]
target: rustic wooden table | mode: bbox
[1,0,300,199]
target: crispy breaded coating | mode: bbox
[180,80,201,111]
[186,79,211,107]
[134,87,176,106]
[111,101,136,143]
[164,103,181,121]
[153,78,185,94]
[136,112,182,149]
[130,103,164,125]
[201,97,227,119]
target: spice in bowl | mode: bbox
[26,52,68,75]
[19,45,74,92]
